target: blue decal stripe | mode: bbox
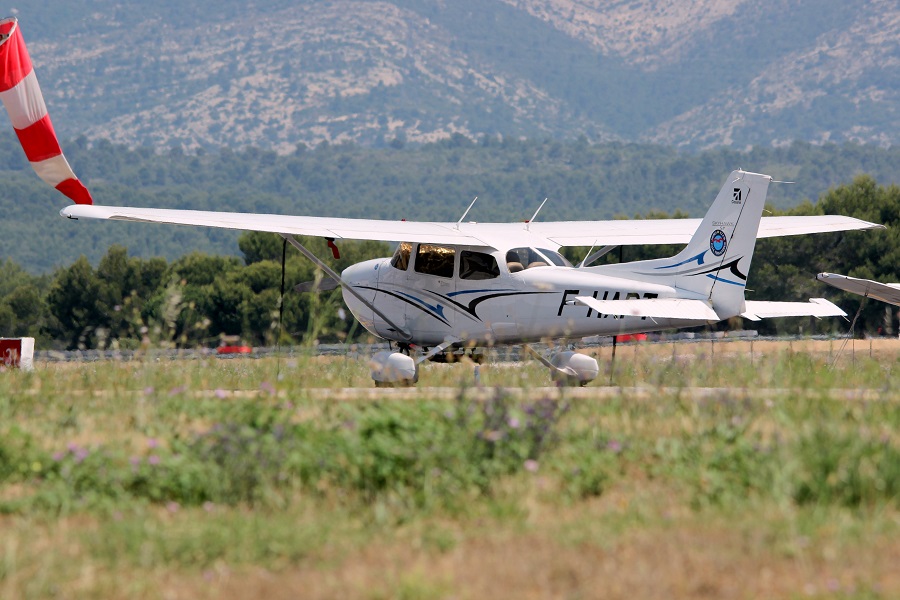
[447,288,516,297]
[655,251,706,270]
[397,291,446,319]
[706,274,744,287]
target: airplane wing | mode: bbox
[60,204,500,247]
[528,214,882,247]
[60,204,881,249]
[817,272,900,306]
[741,298,846,321]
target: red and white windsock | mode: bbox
[0,17,92,204]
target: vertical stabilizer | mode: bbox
[596,170,772,318]
[0,17,92,204]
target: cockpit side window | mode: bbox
[415,244,455,278]
[506,247,549,270]
[460,251,500,280]
[390,242,412,271]
[536,248,574,268]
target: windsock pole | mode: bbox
[0,17,92,204]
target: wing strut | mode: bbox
[578,245,618,268]
[278,233,412,341]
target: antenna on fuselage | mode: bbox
[525,198,548,231]
[456,197,478,229]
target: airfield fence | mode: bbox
[28,331,883,363]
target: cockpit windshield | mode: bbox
[390,242,411,271]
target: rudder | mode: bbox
[596,170,772,318]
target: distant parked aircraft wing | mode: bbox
[817,272,900,307]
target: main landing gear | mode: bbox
[525,346,600,387]
[367,342,600,388]
[368,339,459,387]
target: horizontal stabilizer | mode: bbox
[574,296,720,321]
[741,298,846,321]
[817,272,900,307]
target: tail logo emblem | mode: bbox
[732,188,742,204]
[710,230,727,256]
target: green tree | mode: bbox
[5,284,46,338]
[46,256,105,349]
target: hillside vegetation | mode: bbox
[3,133,900,272]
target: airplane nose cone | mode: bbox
[340,259,384,338]
[341,259,380,286]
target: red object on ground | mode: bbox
[217,345,253,355]
[614,333,648,343]
[1,337,34,369]
[1,338,22,366]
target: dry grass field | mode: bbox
[1,338,899,599]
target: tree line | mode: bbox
[2,174,899,350]
[0,233,388,351]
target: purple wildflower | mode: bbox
[147,438,159,449]
[606,440,623,453]
[166,501,180,514]
[52,451,65,462]
[524,459,539,473]
[260,381,276,395]
[148,454,161,466]
[214,388,228,399]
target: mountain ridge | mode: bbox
[8,0,897,152]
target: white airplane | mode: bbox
[58,170,879,385]
[0,17,882,385]
[817,273,900,307]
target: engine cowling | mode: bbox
[550,351,599,386]
[369,351,418,387]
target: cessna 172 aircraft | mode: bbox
[58,170,879,385]
[0,17,882,385]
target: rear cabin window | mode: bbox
[415,244,455,278]
[460,251,500,280]
[390,242,411,271]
